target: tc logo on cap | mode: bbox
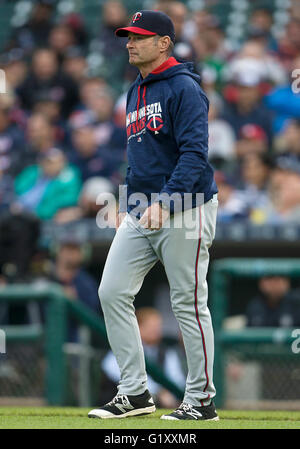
[132,12,142,23]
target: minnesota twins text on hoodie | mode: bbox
[120,57,218,216]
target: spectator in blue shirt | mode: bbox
[264,55,300,134]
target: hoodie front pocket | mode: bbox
[128,173,167,196]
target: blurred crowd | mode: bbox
[0,0,300,228]
[0,0,299,294]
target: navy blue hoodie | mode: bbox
[120,57,218,215]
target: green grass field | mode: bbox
[0,407,299,429]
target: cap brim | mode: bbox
[115,27,157,37]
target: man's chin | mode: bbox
[129,57,139,66]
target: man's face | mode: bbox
[32,4,53,22]
[250,10,272,31]
[33,50,58,80]
[168,3,186,36]
[242,154,269,187]
[86,90,114,121]
[126,33,160,67]
[27,115,54,147]
[56,247,82,283]
[139,315,162,346]
[72,126,97,156]
[41,152,65,178]
[259,276,290,303]
[236,85,261,106]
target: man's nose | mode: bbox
[127,40,134,49]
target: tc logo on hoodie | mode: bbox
[126,100,164,139]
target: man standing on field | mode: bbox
[88,10,219,421]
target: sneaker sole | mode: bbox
[88,405,156,419]
[160,415,220,421]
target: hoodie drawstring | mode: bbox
[136,85,147,131]
[136,85,141,130]
[142,86,147,118]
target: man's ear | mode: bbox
[159,36,171,53]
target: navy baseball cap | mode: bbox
[115,10,175,43]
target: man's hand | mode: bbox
[116,212,126,230]
[139,202,169,230]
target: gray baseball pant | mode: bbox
[98,194,218,407]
